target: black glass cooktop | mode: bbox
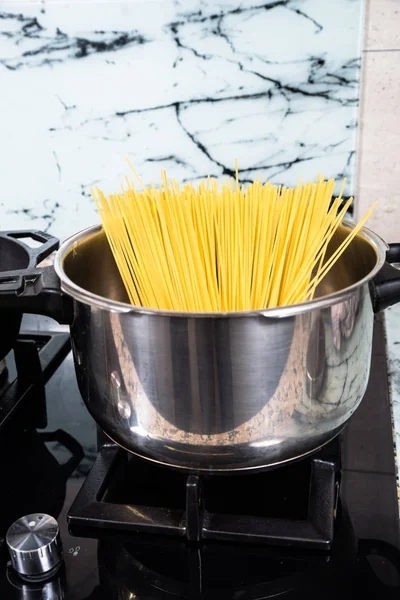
[0,314,399,599]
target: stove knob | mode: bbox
[6,513,62,581]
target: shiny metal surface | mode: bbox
[54,222,385,471]
[6,514,62,578]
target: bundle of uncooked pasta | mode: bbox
[92,164,375,312]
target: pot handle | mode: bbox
[372,243,400,313]
[0,265,73,325]
[0,230,59,267]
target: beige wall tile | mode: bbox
[365,0,400,50]
[356,50,400,242]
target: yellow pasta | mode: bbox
[92,165,376,312]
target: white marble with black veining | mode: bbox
[384,307,400,504]
[0,0,363,239]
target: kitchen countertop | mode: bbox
[384,305,400,507]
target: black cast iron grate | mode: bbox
[68,439,341,550]
[0,331,71,430]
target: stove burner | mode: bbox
[0,331,71,431]
[68,439,340,550]
[91,524,400,599]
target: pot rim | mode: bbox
[54,221,388,319]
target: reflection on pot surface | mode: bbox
[70,282,373,471]
[331,287,360,351]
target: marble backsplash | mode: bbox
[0,0,364,241]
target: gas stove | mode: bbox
[0,315,399,598]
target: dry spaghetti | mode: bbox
[92,165,376,312]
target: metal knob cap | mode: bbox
[6,514,62,580]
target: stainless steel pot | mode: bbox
[1,222,400,472]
